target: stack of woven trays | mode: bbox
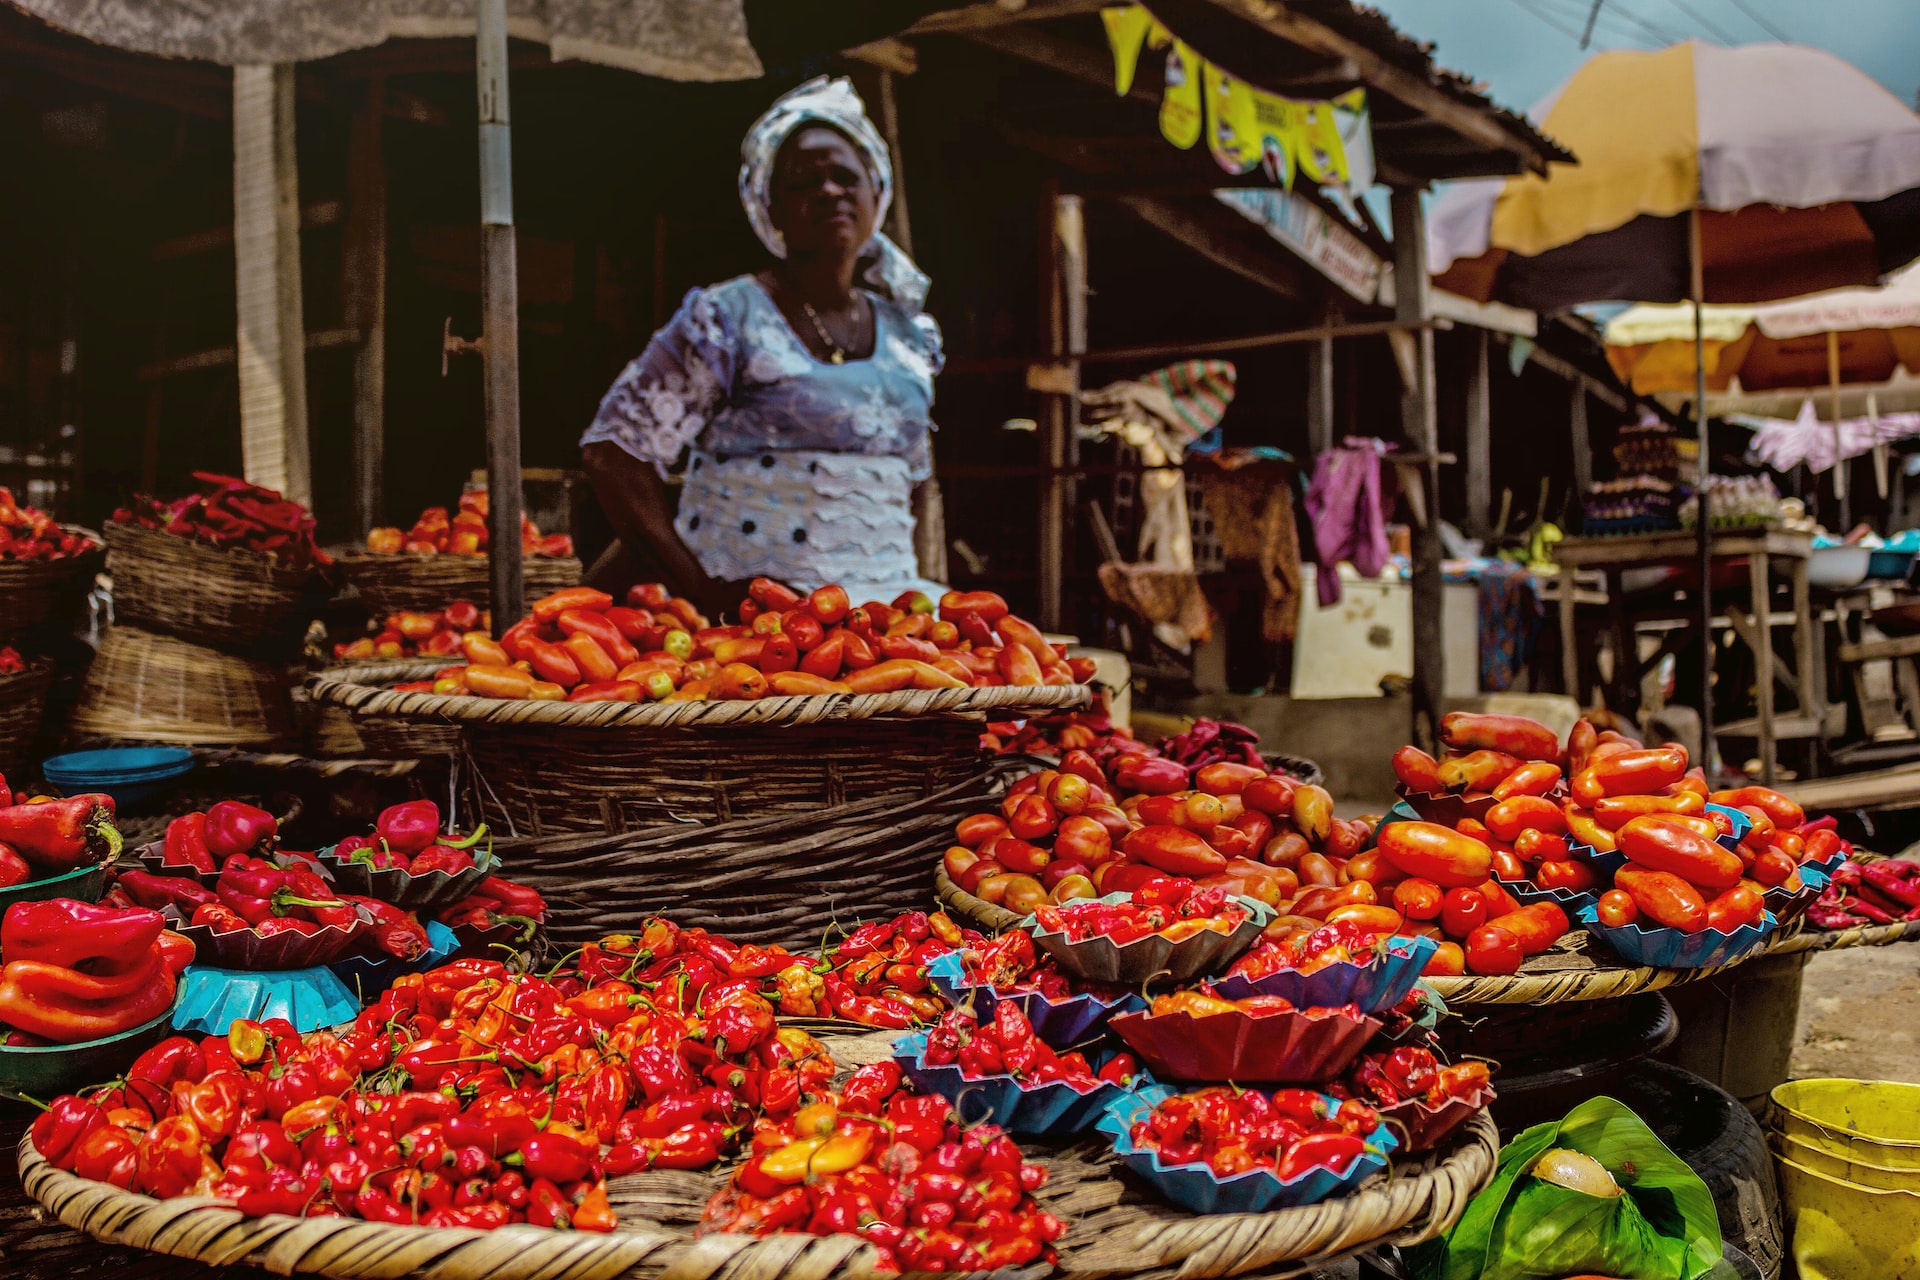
[310,661,1089,948]
[72,524,325,748]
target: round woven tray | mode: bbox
[336,550,581,616]
[103,521,320,654]
[1767,915,1920,955]
[0,659,55,775]
[497,762,1024,949]
[313,663,1089,836]
[18,1091,1495,1280]
[0,527,102,643]
[68,626,293,748]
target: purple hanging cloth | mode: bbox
[1304,438,1398,606]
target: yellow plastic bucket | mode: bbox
[1771,1131,1920,1192]
[1770,1078,1920,1171]
[1774,1153,1920,1280]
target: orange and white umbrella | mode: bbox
[1429,41,1920,313]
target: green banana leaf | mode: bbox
[1405,1095,1723,1280]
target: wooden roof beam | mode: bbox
[1113,193,1306,299]
[911,0,1112,34]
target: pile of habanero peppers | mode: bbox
[33,940,1066,1264]
[0,487,96,561]
[113,473,328,572]
[400,580,1094,705]
[564,912,984,1030]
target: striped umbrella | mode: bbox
[1427,40,1920,772]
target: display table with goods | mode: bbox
[15,895,1500,1280]
[311,583,1091,947]
[336,491,580,615]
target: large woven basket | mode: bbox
[103,521,320,653]
[496,762,1025,949]
[0,660,55,774]
[336,551,581,616]
[311,663,1091,836]
[0,527,102,643]
[68,626,292,747]
[18,1041,1498,1280]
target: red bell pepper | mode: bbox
[0,966,177,1044]
[162,812,216,874]
[0,795,120,874]
[2,899,163,970]
[117,869,219,914]
[374,800,442,856]
[203,801,277,859]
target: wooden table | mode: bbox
[1553,529,1822,784]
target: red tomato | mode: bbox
[1426,941,1466,976]
[1440,887,1488,939]
[1465,926,1523,975]
[1596,888,1639,929]
[1393,878,1445,921]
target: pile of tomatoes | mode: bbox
[364,491,573,559]
[397,581,1092,705]
[331,600,487,662]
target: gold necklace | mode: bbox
[800,301,848,364]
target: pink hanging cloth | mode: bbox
[1304,438,1398,606]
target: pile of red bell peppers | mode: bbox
[0,899,194,1045]
[334,800,488,877]
[113,472,328,571]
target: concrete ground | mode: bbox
[1792,943,1920,1084]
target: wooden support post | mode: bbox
[1397,186,1443,756]
[477,0,524,630]
[1038,187,1085,633]
[232,64,311,506]
[1392,186,1444,751]
[1569,381,1592,498]
[344,75,388,535]
[1465,328,1491,542]
[876,71,914,257]
[1306,332,1334,457]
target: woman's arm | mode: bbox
[583,442,743,617]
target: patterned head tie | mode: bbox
[739,76,930,312]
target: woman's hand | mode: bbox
[582,442,726,608]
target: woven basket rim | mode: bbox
[936,865,1025,933]
[310,662,1092,730]
[104,519,323,584]
[336,549,584,567]
[19,1109,1498,1279]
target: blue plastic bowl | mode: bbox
[1577,902,1776,969]
[40,747,194,811]
[925,951,1143,1048]
[1868,548,1917,582]
[1211,935,1438,1014]
[891,1032,1139,1136]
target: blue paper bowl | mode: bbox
[1211,935,1438,1014]
[1097,1087,1397,1214]
[329,920,460,998]
[1869,548,1917,581]
[1762,862,1830,925]
[1577,903,1776,969]
[1493,873,1602,916]
[174,963,362,1035]
[40,747,195,811]
[1706,803,1752,851]
[1809,846,1849,879]
[925,951,1143,1048]
[892,1032,1137,1136]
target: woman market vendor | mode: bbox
[581,77,946,614]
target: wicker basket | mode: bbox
[0,527,102,643]
[68,626,293,748]
[312,663,1090,836]
[103,521,321,653]
[936,865,1025,934]
[496,762,1024,949]
[353,717,458,760]
[18,1063,1497,1280]
[336,551,581,617]
[0,660,55,774]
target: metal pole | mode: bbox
[477,0,524,632]
[1692,208,1715,776]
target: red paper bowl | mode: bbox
[1376,1084,1496,1153]
[1108,1004,1380,1085]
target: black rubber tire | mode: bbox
[1577,1060,1785,1280]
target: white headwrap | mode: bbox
[739,76,931,314]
